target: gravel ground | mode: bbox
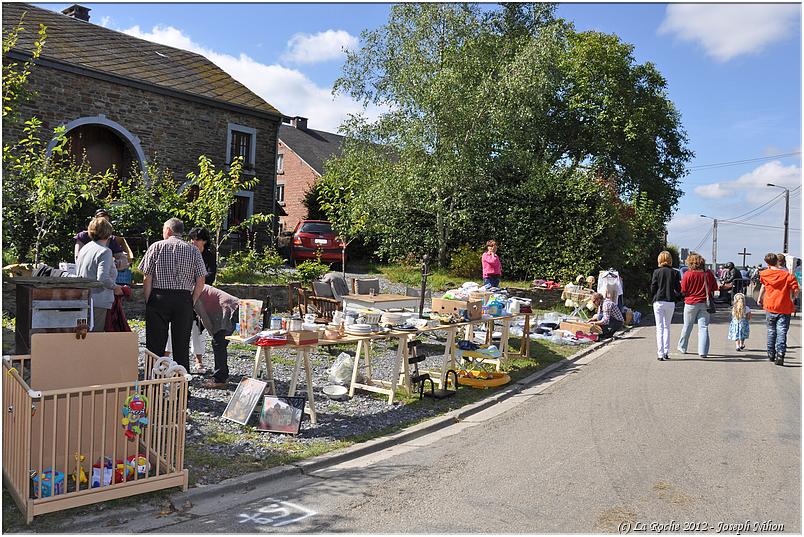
[133,272,520,486]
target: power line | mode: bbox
[732,189,798,223]
[689,151,801,171]
[717,220,801,232]
[693,226,713,252]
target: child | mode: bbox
[728,293,751,351]
[481,240,502,288]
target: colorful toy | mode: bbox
[72,453,88,486]
[91,457,114,488]
[31,468,65,497]
[121,392,149,441]
[126,454,151,478]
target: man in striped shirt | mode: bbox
[138,218,206,372]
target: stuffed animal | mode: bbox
[72,453,88,486]
[121,393,149,441]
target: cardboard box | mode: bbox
[286,330,319,346]
[468,290,494,304]
[559,321,602,335]
[431,297,483,321]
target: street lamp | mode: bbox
[700,214,717,270]
[767,183,790,253]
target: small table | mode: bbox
[226,335,319,424]
[342,293,420,311]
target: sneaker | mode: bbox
[768,353,776,362]
[700,355,707,359]
[735,347,741,352]
[664,354,669,361]
[657,355,663,361]
[775,354,785,366]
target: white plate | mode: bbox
[314,238,328,245]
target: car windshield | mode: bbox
[299,222,333,234]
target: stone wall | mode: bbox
[2,281,291,320]
[3,63,281,246]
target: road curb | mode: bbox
[171,324,638,503]
[44,324,639,528]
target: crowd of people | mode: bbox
[76,213,238,389]
[650,250,800,365]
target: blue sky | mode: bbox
[35,2,803,264]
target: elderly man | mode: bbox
[138,218,206,371]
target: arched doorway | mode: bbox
[67,124,136,180]
[47,115,147,181]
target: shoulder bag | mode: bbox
[703,270,716,314]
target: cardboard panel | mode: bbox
[30,333,139,391]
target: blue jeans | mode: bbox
[677,303,710,356]
[483,276,500,288]
[766,312,791,357]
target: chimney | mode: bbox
[290,116,308,130]
[62,4,91,22]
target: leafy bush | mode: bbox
[449,245,483,278]
[218,247,286,284]
[293,259,330,285]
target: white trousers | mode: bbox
[165,322,206,356]
[653,301,675,358]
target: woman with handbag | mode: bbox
[650,251,682,361]
[677,252,719,358]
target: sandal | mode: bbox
[194,357,208,375]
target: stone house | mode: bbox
[276,116,344,232]
[2,3,283,249]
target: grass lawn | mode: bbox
[375,264,532,291]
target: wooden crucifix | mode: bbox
[738,247,751,267]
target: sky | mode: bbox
[34,2,803,265]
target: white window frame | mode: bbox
[276,153,284,174]
[225,190,254,234]
[226,122,257,173]
[276,182,286,205]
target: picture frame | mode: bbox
[222,378,268,425]
[257,396,306,434]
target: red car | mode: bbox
[289,220,346,265]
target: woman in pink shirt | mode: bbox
[481,240,502,288]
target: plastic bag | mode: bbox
[328,352,353,385]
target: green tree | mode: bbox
[2,13,46,124]
[3,118,112,264]
[182,155,272,264]
[105,160,188,244]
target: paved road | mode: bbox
[130,308,801,533]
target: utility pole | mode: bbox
[701,215,718,271]
[767,183,790,253]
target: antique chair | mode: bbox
[305,281,342,322]
[352,278,380,295]
[286,282,307,317]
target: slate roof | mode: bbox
[279,124,344,176]
[2,3,281,116]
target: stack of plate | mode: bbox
[345,323,372,335]
[380,311,406,326]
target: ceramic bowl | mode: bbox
[323,384,348,400]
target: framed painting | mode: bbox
[222,378,268,425]
[257,396,305,434]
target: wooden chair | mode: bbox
[286,282,307,317]
[352,278,380,295]
[304,281,342,322]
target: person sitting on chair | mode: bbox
[588,291,624,339]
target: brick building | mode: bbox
[276,117,344,231]
[2,3,283,247]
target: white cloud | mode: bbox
[658,4,800,62]
[99,16,112,28]
[693,160,801,201]
[694,183,734,199]
[281,30,358,64]
[121,25,378,132]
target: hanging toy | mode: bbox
[121,393,149,441]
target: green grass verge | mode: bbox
[375,264,533,292]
